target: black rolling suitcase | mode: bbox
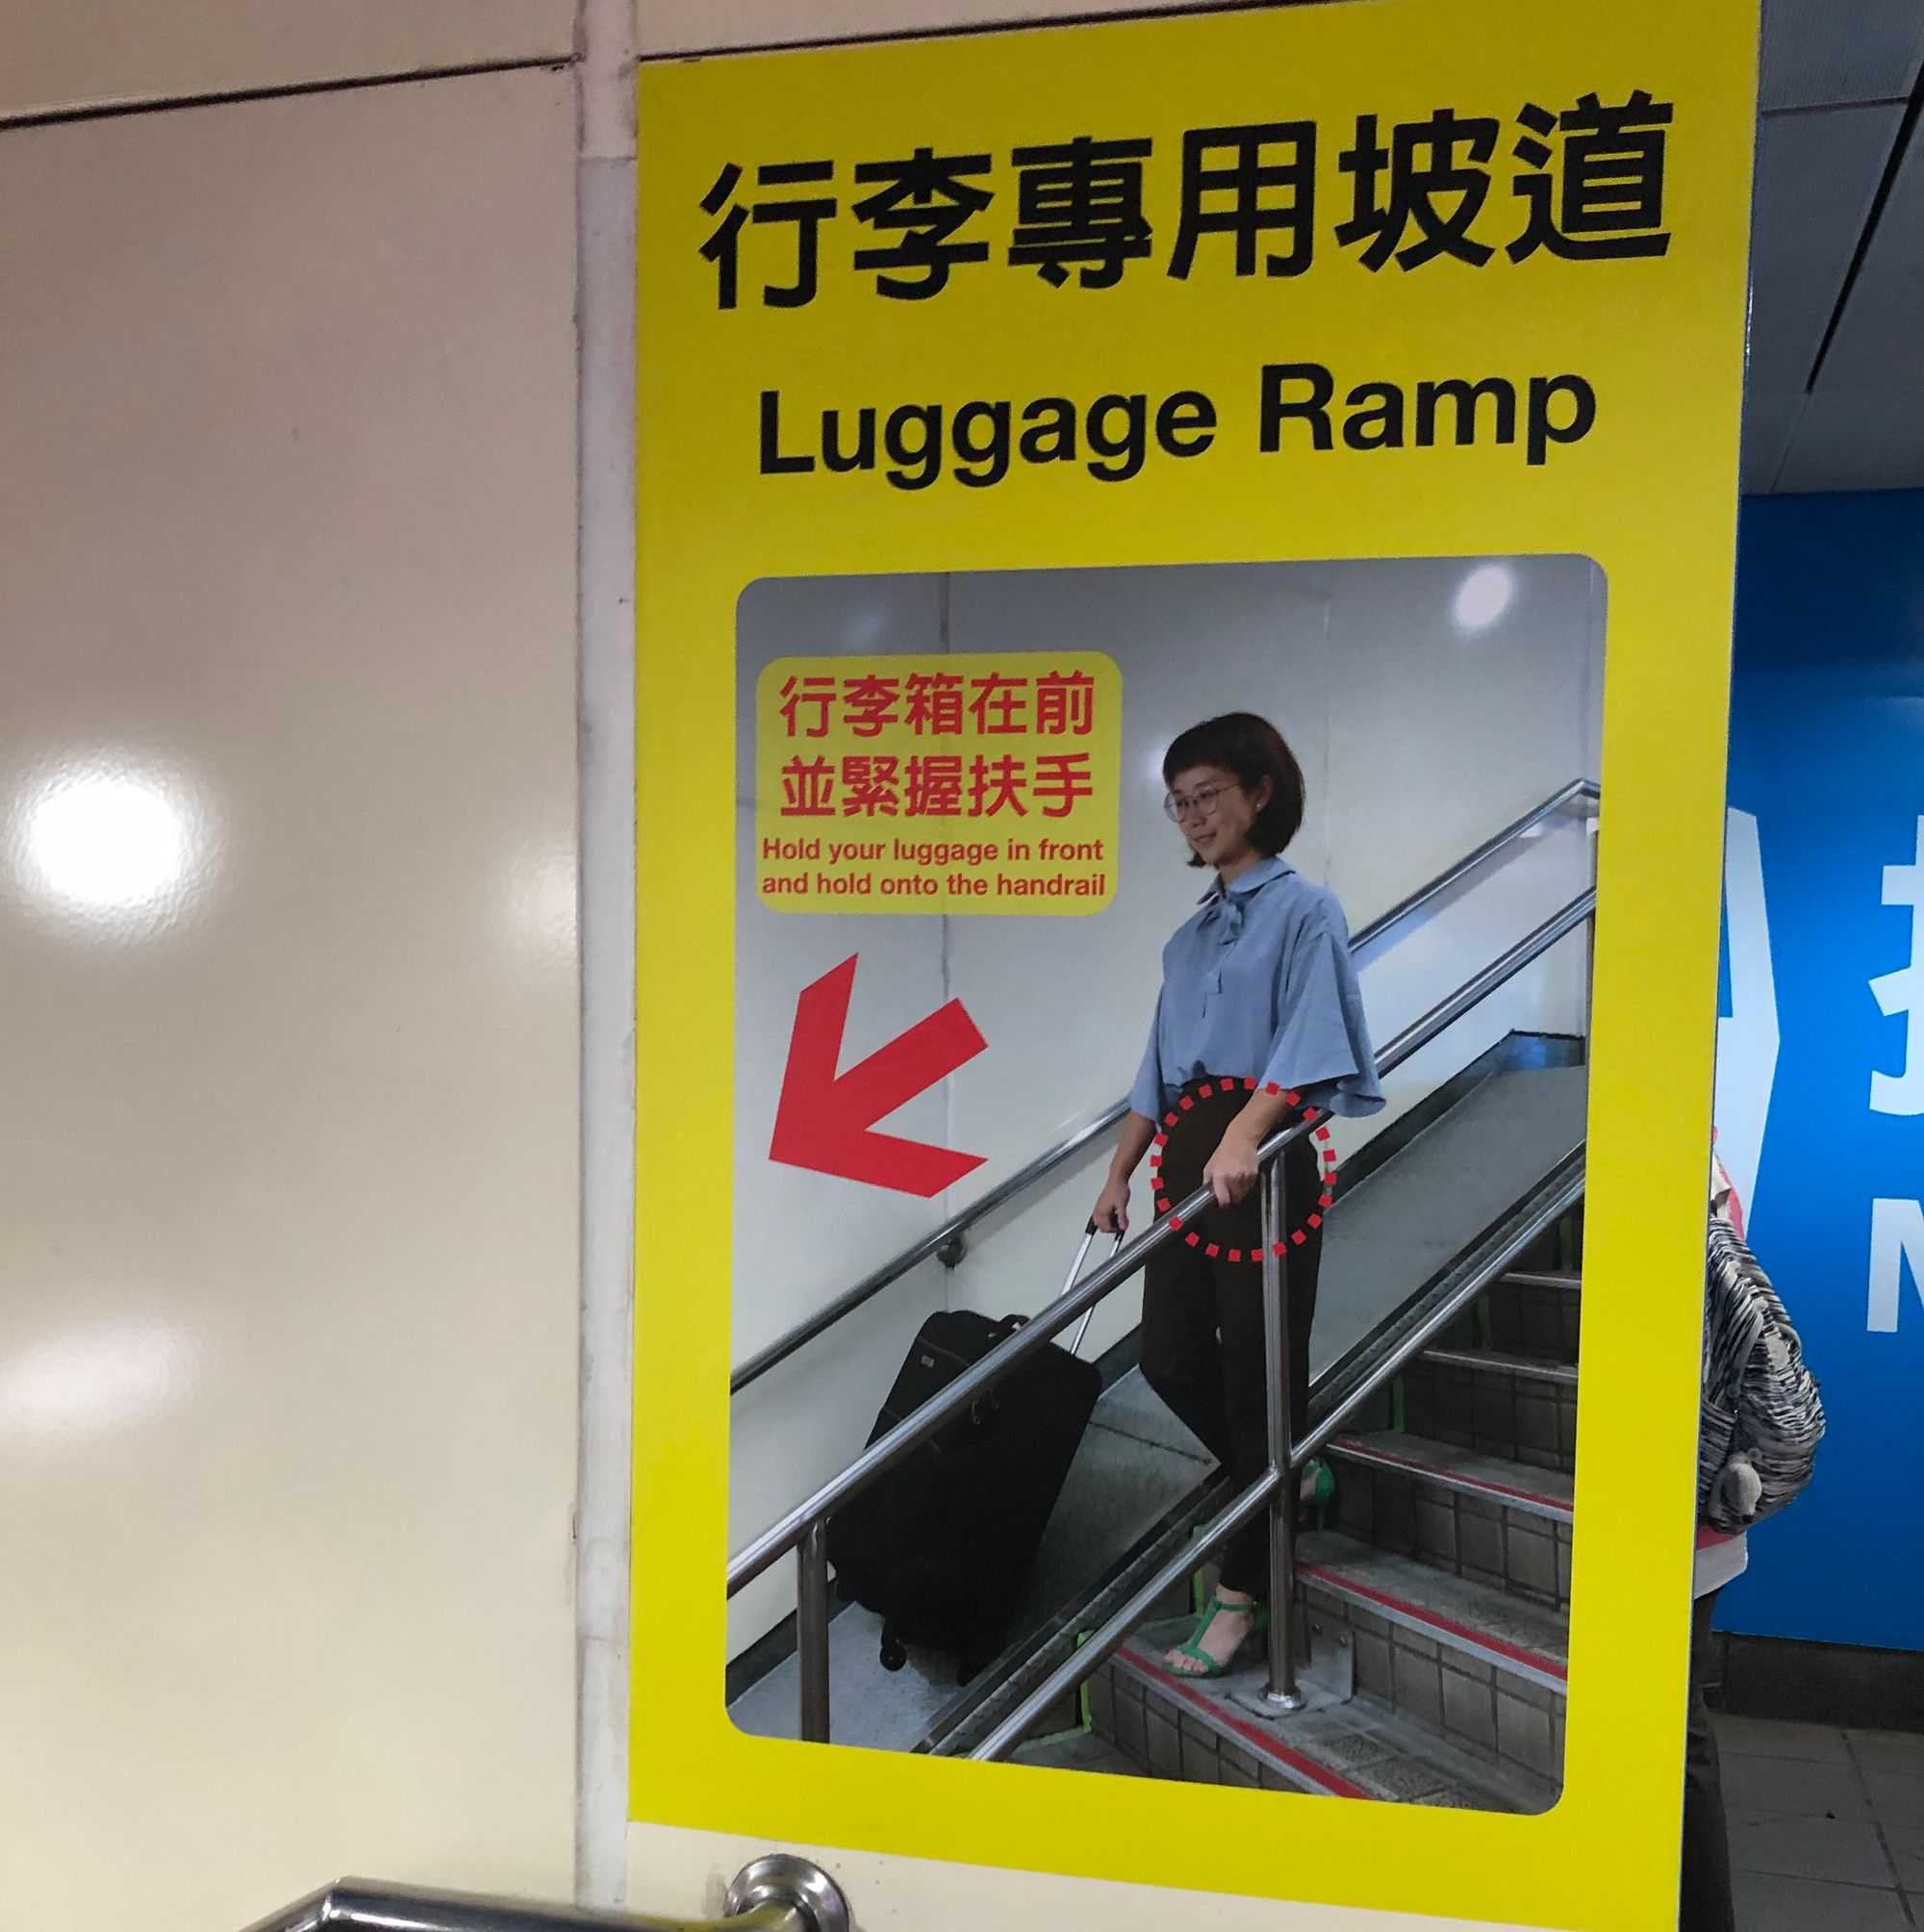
[825,1224,1112,1681]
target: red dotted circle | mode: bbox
[1146,1077,1339,1262]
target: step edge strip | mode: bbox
[1301,1563,1568,1696]
[1112,1643,1370,1799]
[1328,1436,1575,1522]
[1418,1346,1580,1385]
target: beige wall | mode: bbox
[0,60,581,1932]
[636,0,1228,55]
[0,0,571,119]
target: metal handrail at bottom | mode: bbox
[970,1150,1587,1761]
[971,1469,1281,1761]
[240,1857,849,1932]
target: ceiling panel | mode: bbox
[1741,392,1805,493]
[1746,104,1903,392]
[1775,381,1924,492]
[1814,118,1924,391]
[1759,0,1924,110]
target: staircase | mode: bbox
[1077,1242,1582,1809]
[728,1032,1587,1802]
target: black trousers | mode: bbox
[1138,1085,1324,1600]
[1680,1588,1735,1932]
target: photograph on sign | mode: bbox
[726,554,1601,1810]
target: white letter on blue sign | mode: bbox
[1868,1198,1924,1333]
[1870,815,1924,1115]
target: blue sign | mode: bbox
[1717,491,1924,1653]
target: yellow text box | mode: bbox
[754,650,1121,914]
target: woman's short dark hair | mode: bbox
[1162,712,1305,865]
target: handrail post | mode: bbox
[239,1860,852,1932]
[797,1523,831,1743]
[1260,1156,1305,1713]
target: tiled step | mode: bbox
[1298,1531,1567,1695]
[1400,1346,1579,1474]
[1296,1533,1567,1786]
[1298,1538,1568,1777]
[1327,1431,1574,1523]
[1485,1268,1582,1365]
[1089,1622,1557,1813]
[1325,1430,1574,1611]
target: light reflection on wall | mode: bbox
[1453,563,1516,633]
[0,1318,198,1445]
[9,759,216,936]
[504,836,578,965]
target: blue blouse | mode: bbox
[1128,856,1385,1122]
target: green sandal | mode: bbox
[1167,1592,1270,1679]
[1300,1457,1336,1528]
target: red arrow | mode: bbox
[770,954,988,1198]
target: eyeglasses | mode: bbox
[1163,780,1242,823]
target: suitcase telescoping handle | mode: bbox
[1058,1218,1126,1360]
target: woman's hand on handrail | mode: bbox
[1205,1084,1299,1207]
[1203,1121,1262,1208]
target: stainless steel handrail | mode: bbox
[971,1473,1281,1763]
[240,1857,849,1932]
[1295,1157,1588,1466]
[728,885,1596,1612]
[1349,776,1596,962]
[726,1141,1293,1593]
[1368,889,1595,1072]
[729,780,1599,1394]
[969,1152,1587,1760]
[729,1106,1126,1392]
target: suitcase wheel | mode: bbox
[879,1638,908,1673]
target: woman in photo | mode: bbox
[1091,712,1383,1678]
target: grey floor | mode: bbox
[1718,1716,1923,1930]
[1018,1710,1922,1925]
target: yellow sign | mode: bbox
[635,4,1758,1925]
[755,650,1121,913]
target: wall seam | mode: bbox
[0,56,570,132]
